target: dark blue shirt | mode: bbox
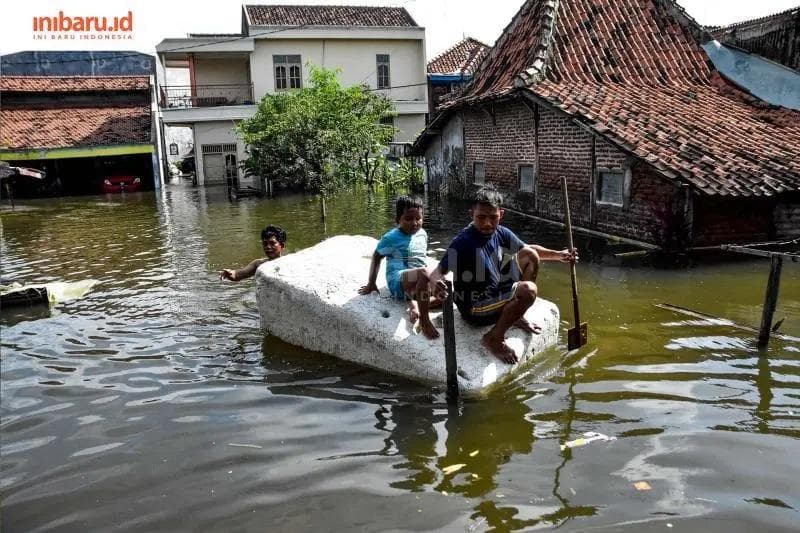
[438,224,526,313]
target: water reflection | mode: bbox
[1,183,799,532]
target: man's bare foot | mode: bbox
[419,319,440,339]
[515,318,542,334]
[481,334,518,364]
[407,300,420,323]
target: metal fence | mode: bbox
[160,84,254,108]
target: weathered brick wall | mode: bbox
[774,199,800,239]
[450,98,792,247]
[596,165,680,243]
[534,107,594,226]
[693,197,774,245]
[461,100,680,243]
[463,100,536,191]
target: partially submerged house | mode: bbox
[0,51,160,197]
[427,37,490,115]
[414,0,800,248]
[156,4,428,187]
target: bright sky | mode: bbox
[1,0,797,59]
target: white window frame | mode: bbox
[518,163,535,193]
[473,161,486,185]
[376,54,390,89]
[274,55,302,91]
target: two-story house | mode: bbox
[156,4,428,188]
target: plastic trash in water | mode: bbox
[560,431,617,451]
[442,463,466,475]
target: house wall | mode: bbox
[249,38,426,106]
[440,99,688,245]
[394,114,426,143]
[693,197,774,245]
[774,199,800,239]
[193,57,250,86]
[192,121,250,187]
[424,113,465,195]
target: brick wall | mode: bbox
[460,99,680,244]
[774,199,800,239]
[693,197,774,245]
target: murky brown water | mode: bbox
[1,181,798,532]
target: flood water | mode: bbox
[1,181,798,532]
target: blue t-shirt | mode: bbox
[437,224,526,312]
[376,227,428,283]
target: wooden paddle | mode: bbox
[562,176,588,350]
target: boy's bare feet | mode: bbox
[481,334,519,364]
[419,318,440,339]
[407,300,420,323]
[515,318,542,334]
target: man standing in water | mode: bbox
[219,225,287,282]
[430,185,576,363]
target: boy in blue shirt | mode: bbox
[359,196,439,339]
[430,185,577,363]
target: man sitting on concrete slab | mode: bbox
[219,225,286,282]
[430,185,577,364]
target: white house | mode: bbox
[156,4,428,187]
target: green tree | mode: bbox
[238,65,395,198]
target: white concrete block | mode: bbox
[256,235,561,396]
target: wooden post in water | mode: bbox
[758,255,783,348]
[442,280,459,402]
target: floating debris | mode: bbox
[469,450,479,457]
[633,481,652,491]
[442,463,466,475]
[560,431,617,450]
[227,443,263,449]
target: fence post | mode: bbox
[442,280,459,402]
[758,255,783,348]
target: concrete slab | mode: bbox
[256,235,561,396]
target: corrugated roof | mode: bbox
[1,105,151,150]
[245,4,418,27]
[427,37,491,75]
[436,0,800,197]
[1,76,150,93]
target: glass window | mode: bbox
[377,54,390,89]
[473,162,486,185]
[274,55,302,90]
[598,171,624,205]
[518,164,535,192]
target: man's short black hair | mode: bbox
[395,195,424,222]
[261,225,287,245]
[472,184,504,209]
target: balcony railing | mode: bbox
[160,84,254,109]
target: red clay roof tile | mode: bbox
[443,0,800,197]
[1,76,150,93]
[1,105,152,150]
[245,4,418,27]
[428,38,491,75]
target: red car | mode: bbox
[102,175,142,193]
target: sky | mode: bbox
[1,0,797,60]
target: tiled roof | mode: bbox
[428,37,491,75]
[1,105,151,150]
[441,0,800,197]
[711,6,799,32]
[1,76,150,93]
[245,4,418,27]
